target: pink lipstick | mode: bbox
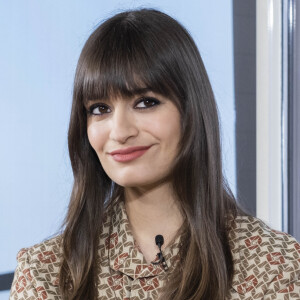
[109,146,152,162]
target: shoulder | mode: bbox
[227,216,300,299]
[17,235,63,274]
[229,215,299,252]
[10,235,62,299]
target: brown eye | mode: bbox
[135,97,160,109]
[88,104,111,115]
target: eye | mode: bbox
[88,103,111,116]
[135,97,161,109]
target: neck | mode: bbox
[124,182,184,262]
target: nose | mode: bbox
[109,105,138,144]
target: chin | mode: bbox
[105,167,169,189]
[106,168,151,186]
[114,179,152,188]
[113,175,169,190]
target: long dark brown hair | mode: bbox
[60,8,241,300]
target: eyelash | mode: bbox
[87,97,161,116]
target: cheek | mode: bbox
[87,123,106,153]
[151,111,181,144]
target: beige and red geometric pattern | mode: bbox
[229,216,300,299]
[10,201,300,299]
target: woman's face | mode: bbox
[86,91,181,189]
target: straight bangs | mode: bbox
[76,16,183,110]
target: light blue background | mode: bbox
[0,1,235,297]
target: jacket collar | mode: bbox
[105,200,181,279]
[102,200,277,296]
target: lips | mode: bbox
[109,145,152,162]
[109,145,152,155]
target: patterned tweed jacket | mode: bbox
[10,200,300,300]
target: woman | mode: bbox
[10,8,300,300]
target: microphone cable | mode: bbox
[151,235,169,271]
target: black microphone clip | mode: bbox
[151,234,169,271]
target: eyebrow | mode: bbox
[84,88,153,105]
